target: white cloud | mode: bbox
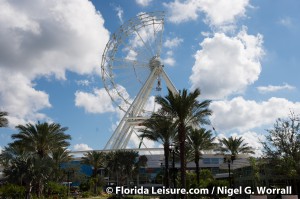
[162,37,183,67]
[135,0,153,7]
[73,143,93,151]
[163,57,175,66]
[164,37,183,48]
[75,88,115,114]
[76,80,91,87]
[190,28,264,99]
[164,0,249,29]
[210,97,300,132]
[0,70,51,127]
[278,17,293,27]
[114,5,124,24]
[0,0,109,125]
[257,83,295,93]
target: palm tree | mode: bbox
[156,88,212,191]
[0,111,8,127]
[140,113,176,187]
[189,128,216,184]
[11,122,71,158]
[217,136,254,187]
[50,147,73,182]
[218,136,255,156]
[105,150,139,186]
[81,151,106,194]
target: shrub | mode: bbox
[0,183,25,199]
[81,191,91,198]
[45,181,67,198]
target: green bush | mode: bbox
[81,191,91,198]
[45,181,67,198]
[0,183,25,199]
[79,181,90,192]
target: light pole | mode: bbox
[65,169,74,197]
[224,154,235,188]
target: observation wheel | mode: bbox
[101,11,178,150]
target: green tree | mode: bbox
[81,151,106,195]
[0,111,8,127]
[189,128,216,184]
[50,147,73,182]
[11,122,71,158]
[217,136,254,188]
[105,150,139,186]
[218,136,255,157]
[156,88,212,191]
[140,113,176,187]
[1,150,52,199]
[1,121,71,198]
[262,113,300,193]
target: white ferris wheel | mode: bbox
[101,11,178,150]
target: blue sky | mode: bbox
[0,0,300,155]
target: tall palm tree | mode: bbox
[189,128,216,184]
[81,151,106,194]
[11,122,71,158]
[140,113,176,187]
[156,88,212,192]
[218,136,255,156]
[217,136,254,187]
[0,111,8,127]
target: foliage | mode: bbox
[105,150,140,186]
[79,180,91,192]
[81,191,92,198]
[0,183,25,198]
[217,136,255,156]
[262,113,300,176]
[140,112,176,187]
[262,113,300,193]
[156,88,212,190]
[81,151,106,195]
[45,181,67,196]
[188,128,216,184]
[11,122,71,158]
[0,111,8,127]
[0,121,72,198]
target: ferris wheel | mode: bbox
[101,11,178,150]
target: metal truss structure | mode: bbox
[101,12,177,150]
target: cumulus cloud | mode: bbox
[73,143,93,151]
[135,0,153,7]
[164,0,249,29]
[0,0,109,125]
[210,97,300,132]
[257,83,295,93]
[190,28,264,99]
[164,37,183,48]
[76,80,91,87]
[0,70,51,127]
[163,57,175,66]
[162,37,183,67]
[75,88,115,114]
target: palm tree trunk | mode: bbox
[179,123,186,198]
[195,154,200,184]
[164,144,170,188]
